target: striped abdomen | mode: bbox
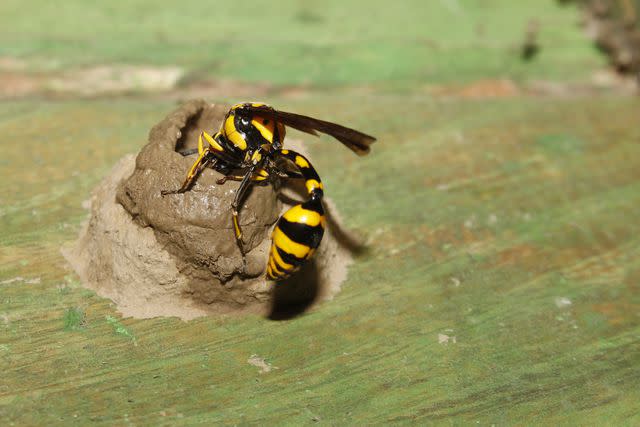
[267,199,325,280]
[267,149,325,281]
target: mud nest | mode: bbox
[64,100,355,320]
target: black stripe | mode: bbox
[277,218,324,249]
[302,167,321,182]
[282,152,321,182]
[276,246,305,267]
[216,134,245,161]
[273,256,294,273]
[301,198,324,215]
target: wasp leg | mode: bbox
[274,169,303,179]
[161,131,218,196]
[175,130,214,157]
[161,149,213,196]
[230,161,268,253]
[224,163,301,251]
[217,168,270,185]
[217,166,302,186]
[198,131,207,155]
[217,175,243,184]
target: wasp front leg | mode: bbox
[161,150,213,196]
[161,132,218,196]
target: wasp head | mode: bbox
[221,102,285,149]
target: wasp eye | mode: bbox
[241,117,250,126]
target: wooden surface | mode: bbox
[1,1,639,425]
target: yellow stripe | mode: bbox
[282,204,324,227]
[269,256,286,277]
[281,149,289,155]
[233,214,242,239]
[254,168,269,181]
[231,102,266,110]
[272,227,312,259]
[305,179,323,193]
[187,149,207,179]
[198,133,205,154]
[252,118,275,143]
[295,155,309,168]
[271,244,294,270]
[202,131,224,152]
[223,116,247,150]
[251,151,262,163]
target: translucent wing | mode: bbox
[238,104,376,156]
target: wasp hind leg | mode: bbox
[229,162,265,254]
[217,168,271,185]
[274,169,303,180]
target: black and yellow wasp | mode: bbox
[162,102,375,281]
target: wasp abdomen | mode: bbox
[267,149,326,281]
[267,198,325,281]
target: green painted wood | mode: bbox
[1,1,639,425]
[1,93,639,425]
[0,0,604,87]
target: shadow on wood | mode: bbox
[268,260,320,320]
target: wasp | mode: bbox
[162,103,375,281]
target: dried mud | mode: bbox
[63,100,355,320]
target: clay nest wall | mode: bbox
[64,100,358,320]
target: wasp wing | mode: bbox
[240,104,376,156]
